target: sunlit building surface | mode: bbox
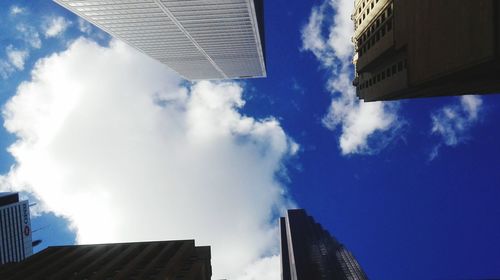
[53,0,266,80]
[0,240,211,279]
[0,193,33,265]
[280,209,367,280]
[352,0,500,101]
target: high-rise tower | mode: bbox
[352,0,500,101]
[280,209,367,280]
[0,193,33,265]
[53,0,267,81]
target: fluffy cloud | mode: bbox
[237,256,281,280]
[0,46,29,79]
[16,24,42,49]
[430,95,483,160]
[42,16,71,38]
[6,45,29,70]
[0,60,15,79]
[301,0,402,155]
[1,38,296,279]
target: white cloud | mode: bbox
[6,45,29,70]
[430,95,483,160]
[0,38,296,279]
[460,95,482,120]
[0,45,29,79]
[237,256,281,280]
[301,0,402,155]
[10,5,26,16]
[78,18,92,34]
[42,16,71,38]
[16,24,42,49]
[0,60,15,79]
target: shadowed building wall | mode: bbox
[0,240,211,280]
[353,0,500,101]
[280,209,367,280]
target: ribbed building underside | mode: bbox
[53,0,267,80]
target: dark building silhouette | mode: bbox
[352,0,500,101]
[0,240,211,280]
[0,193,33,265]
[280,209,367,280]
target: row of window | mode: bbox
[357,7,393,57]
[358,20,392,57]
[358,59,407,90]
[358,6,392,45]
[357,0,388,25]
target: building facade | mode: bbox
[0,240,211,280]
[280,209,367,280]
[53,0,267,81]
[0,193,33,265]
[352,0,500,101]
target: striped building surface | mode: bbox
[0,240,211,280]
[0,193,33,265]
[53,0,267,80]
[280,209,367,280]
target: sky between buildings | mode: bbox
[0,0,500,279]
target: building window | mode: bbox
[392,65,397,75]
[398,61,403,71]
[387,68,391,77]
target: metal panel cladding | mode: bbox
[53,0,267,80]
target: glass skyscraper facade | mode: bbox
[280,209,367,280]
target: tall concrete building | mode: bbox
[352,0,500,101]
[280,209,367,280]
[0,193,33,265]
[0,240,211,279]
[53,0,266,80]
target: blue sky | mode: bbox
[1,0,500,279]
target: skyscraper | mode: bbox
[53,0,267,81]
[352,0,500,101]
[0,240,211,279]
[0,193,33,265]
[280,209,367,280]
